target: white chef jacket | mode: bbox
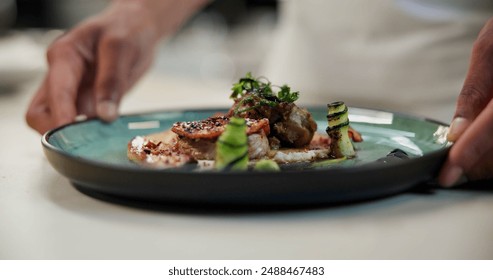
[261,0,493,121]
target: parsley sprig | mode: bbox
[277,85,299,103]
[230,72,299,103]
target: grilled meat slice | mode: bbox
[172,117,271,161]
[175,130,270,161]
[172,116,270,139]
[174,138,216,161]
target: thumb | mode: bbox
[439,19,493,186]
[448,19,493,141]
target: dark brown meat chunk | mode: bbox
[228,94,317,147]
[272,105,317,147]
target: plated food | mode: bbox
[43,103,450,205]
[128,73,362,170]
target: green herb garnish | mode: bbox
[230,72,273,99]
[277,85,299,103]
[230,72,299,115]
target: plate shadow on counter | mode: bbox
[70,179,493,215]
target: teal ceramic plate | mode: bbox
[42,107,450,206]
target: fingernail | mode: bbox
[74,114,88,122]
[447,117,469,142]
[440,165,463,188]
[97,101,118,122]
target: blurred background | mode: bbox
[0,0,278,91]
[3,0,491,121]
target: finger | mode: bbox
[465,147,493,181]
[25,77,56,134]
[440,146,493,186]
[451,99,493,171]
[127,40,157,86]
[439,19,493,186]
[453,19,493,122]
[439,99,493,186]
[45,38,86,127]
[447,117,470,142]
[76,69,98,118]
[94,34,134,122]
[77,89,97,118]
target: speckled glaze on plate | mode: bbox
[42,107,450,206]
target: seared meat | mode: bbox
[174,138,216,160]
[175,130,270,161]
[272,105,317,147]
[228,93,317,147]
[172,117,271,161]
[172,116,270,139]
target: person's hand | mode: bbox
[26,0,208,134]
[439,18,493,186]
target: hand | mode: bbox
[439,18,493,186]
[26,0,208,134]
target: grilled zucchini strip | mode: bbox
[326,101,356,158]
[215,117,249,171]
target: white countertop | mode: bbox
[1,72,493,260]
